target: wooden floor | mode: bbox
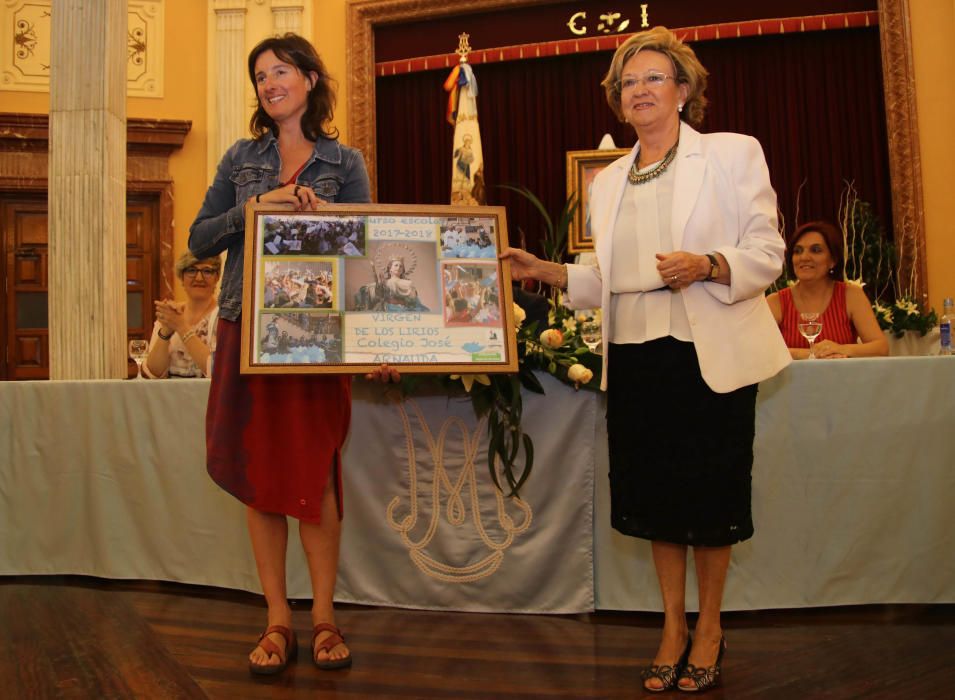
[1,576,952,699]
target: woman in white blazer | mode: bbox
[502,27,790,693]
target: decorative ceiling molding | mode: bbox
[376,11,880,77]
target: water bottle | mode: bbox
[941,297,953,356]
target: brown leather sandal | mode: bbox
[249,624,297,676]
[312,622,352,670]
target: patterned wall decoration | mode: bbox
[127,0,164,97]
[1,0,51,91]
[0,0,164,97]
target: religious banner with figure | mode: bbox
[445,34,486,206]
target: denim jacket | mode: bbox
[188,134,371,321]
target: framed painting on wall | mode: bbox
[240,203,518,375]
[566,148,630,253]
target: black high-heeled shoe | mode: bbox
[677,636,726,693]
[640,636,692,693]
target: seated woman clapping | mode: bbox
[143,252,221,378]
[766,221,888,359]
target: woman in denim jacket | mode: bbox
[189,33,376,676]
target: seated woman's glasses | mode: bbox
[184,266,218,279]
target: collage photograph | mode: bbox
[258,312,343,364]
[442,261,502,326]
[262,259,335,309]
[262,214,366,256]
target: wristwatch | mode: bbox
[705,253,720,280]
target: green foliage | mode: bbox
[498,184,578,263]
[395,297,602,499]
[873,298,938,338]
[841,196,936,336]
[843,200,897,302]
[390,184,600,498]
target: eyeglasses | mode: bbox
[184,266,219,279]
[619,71,676,91]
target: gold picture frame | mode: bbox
[240,202,518,375]
[566,148,630,253]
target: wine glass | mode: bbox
[580,320,601,353]
[128,339,149,379]
[798,312,823,359]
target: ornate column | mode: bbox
[879,0,928,303]
[48,0,127,379]
[212,0,248,166]
[271,0,305,35]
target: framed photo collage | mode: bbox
[240,203,518,375]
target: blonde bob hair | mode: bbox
[601,26,708,128]
[175,251,222,280]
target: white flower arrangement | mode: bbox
[839,185,937,337]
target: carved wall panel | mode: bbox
[0,0,165,97]
[0,113,191,294]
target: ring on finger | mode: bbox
[670,274,679,282]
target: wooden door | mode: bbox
[1,198,48,379]
[0,194,161,380]
[126,196,159,344]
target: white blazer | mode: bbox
[565,122,791,393]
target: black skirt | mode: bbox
[606,337,757,547]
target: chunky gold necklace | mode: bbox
[628,138,679,185]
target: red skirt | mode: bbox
[205,318,351,523]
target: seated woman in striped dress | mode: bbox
[767,220,888,359]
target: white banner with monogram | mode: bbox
[336,374,596,613]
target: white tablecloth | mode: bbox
[0,374,596,613]
[595,356,955,610]
[2,357,953,611]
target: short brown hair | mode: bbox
[786,221,844,280]
[175,252,221,280]
[248,33,338,141]
[601,26,708,128]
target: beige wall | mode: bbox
[129,0,207,275]
[1,0,952,309]
[314,0,350,141]
[910,0,955,310]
